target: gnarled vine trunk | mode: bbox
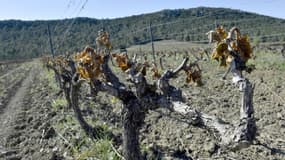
[170,79,256,148]
[71,83,91,133]
[70,82,103,138]
[122,100,144,160]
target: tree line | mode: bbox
[1,7,285,60]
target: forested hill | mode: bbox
[1,7,285,60]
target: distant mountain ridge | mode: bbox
[1,7,285,60]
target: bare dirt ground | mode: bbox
[0,62,63,159]
[0,64,34,158]
[0,44,284,159]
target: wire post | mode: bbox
[149,22,156,66]
[101,19,105,31]
[47,24,55,58]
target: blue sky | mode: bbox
[0,0,284,20]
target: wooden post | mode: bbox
[47,24,55,58]
[101,19,105,30]
[159,57,164,70]
[149,22,157,66]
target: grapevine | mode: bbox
[42,29,256,160]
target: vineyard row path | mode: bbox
[0,62,38,157]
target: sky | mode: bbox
[0,0,284,20]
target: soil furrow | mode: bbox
[0,63,36,159]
